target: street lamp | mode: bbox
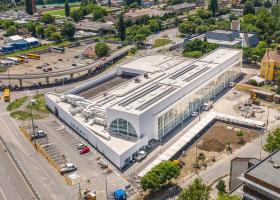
[103,173,108,200]
[29,98,37,153]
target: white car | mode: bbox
[135,151,147,162]
[59,163,77,175]
[191,112,198,117]
[77,143,87,150]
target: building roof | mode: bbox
[241,149,280,197]
[90,48,242,115]
[75,20,113,32]
[262,47,280,63]
[166,3,196,10]
[24,37,39,43]
[125,8,170,19]
[249,75,265,84]
[8,35,23,41]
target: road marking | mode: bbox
[33,166,39,170]
[0,186,8,200]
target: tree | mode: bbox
[65,0,70,17]
[4,26,17,36]
[92,5,107,21]
[216,179,226,194]
[70,9,82,22]
[41,14,55,24]
[264,128,280,153]
[184,51,203,58]
[50,32,62,43]
[148,19,160,33]
[36,24,45,38]
[178,178,211,200]
[179,21,194,35]
[25,0,33,15]
[45,24,56,39]
[263,0,272,8]
[27,21,38,37]
[61,22,76,39]
[95,42,109,57]
[271,5,280,17]
[243,1,255,15]
[236,130,245,143]
[117,13,126,41]
[141,161,180,192]
[253,0,262,7]
[217,193,241,200]
[126,25,151,45]
[208,0,218,16]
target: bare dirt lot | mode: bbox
[177,122,260,180]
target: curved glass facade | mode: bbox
[158,61,242,138]
[109,118,137,138]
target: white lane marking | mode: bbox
[0,186,8,200]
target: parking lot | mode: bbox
[31,117,134,200]
[3,43,120,75]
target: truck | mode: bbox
[202,100,213,111]
[3,88,10,102]
[113,189,126,200]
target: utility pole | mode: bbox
[29,99,37,154]
[104,173,108,200]
[78,182,82,200]
[260,106,269,160]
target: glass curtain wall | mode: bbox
[109,118,138,138]
[158,62,241,138]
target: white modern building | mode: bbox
[45,48,242,169]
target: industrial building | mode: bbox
[45,48,242,169]
[1,35,40,54]
[260,45,280,81]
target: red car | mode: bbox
[80,146,90,154]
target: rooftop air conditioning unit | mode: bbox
[135,77,140,83]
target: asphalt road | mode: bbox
[0,141,35,200]
[0,107,73,200]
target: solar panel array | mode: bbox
[118,84,161,107]
[183,67,211,82]
[169,64,197,80]
[135,87,177,111]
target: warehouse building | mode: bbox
[45,48,242,169]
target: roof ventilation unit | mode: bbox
[135,77,141,83]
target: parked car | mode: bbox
[31,130,47,140]
[77,143,87,150]
[135,150,147,162]
[80,146,90,154]
[59,163,77,175]
[229,82,236,87]
[191,111,198,117]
